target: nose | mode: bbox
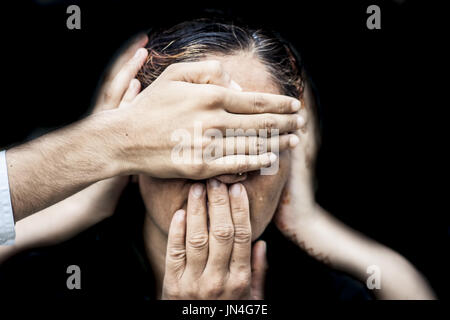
[214,173,248,184]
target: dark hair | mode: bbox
[137,19,305,99]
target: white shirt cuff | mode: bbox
[0,150,15,245]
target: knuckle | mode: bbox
[187,232,209,250]
[186,288,198,298]
[209,193,229,207]
[168,245,186,261]
[233,226,252,244]
[188,162,205,177]
[163,286,180,300]
[166,259,186,278]
[205,87,225,106]
[248,137,257,155]
[288,116,297,129]
[278,102,287,113]
[173,164,187,178]
[205,279,225,297]
[232,276,250,293]
[248,137,265,155]
[262,116,276,130]
[237,157,250,172]
[211,224,234,242]
[256,137,267,153]
[253,94,266,113]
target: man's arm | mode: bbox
[0,35,147,249]
[3,34,151,224]
[6,110,126,222]
[5,62,302,223]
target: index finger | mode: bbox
[224,89,301,114]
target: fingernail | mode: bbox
[291,100,301,112]
[289,135,300,148]
[230,80,242,91]
[174,209,185,222]
[209,178,221,189]
[192,184,203,198]
[297,116,305,128]
[230,183,241,197]
[269,152,277,163]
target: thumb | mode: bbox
[251,240,268,300]
[165,209,187,281]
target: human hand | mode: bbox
[87,33,151,197]
[162,179,267,300]
[107,59,305,179]
[83,34,151,211]
[273,81,319,237]
[3,35,150,221]
[90,33,151,188]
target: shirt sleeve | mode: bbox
[0,150,15,245]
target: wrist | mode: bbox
[86,109,134,177]
[281,202,324,246]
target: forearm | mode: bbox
[5,110,126,221]
[0,176,127,263]
[291,204,436,299]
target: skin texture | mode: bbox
[161,182,268,300]
[0,42,301,299]
[140,53,436,300]
[5,44,302,222]
[139,53,291,241]
[139,53,296,298]
[1,34,435,300]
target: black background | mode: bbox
[0,0,446,305]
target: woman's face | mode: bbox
[138,53,291,240]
